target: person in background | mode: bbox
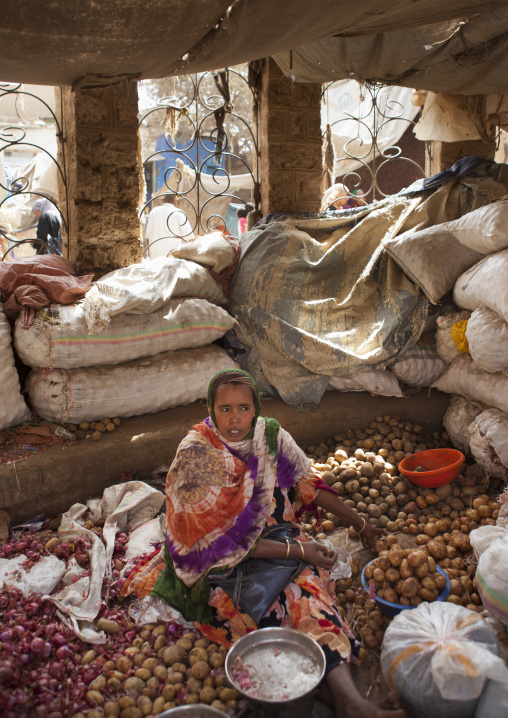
[32,198,62,255]
[321,183,366,212]
[236,202,254,235]
[144,193,194,259]
[119,369,405,718]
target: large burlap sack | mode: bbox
[327,370,403,397]
[435,310,471,364]
[443,395,486,453]
[449,198,508,254]
[432,355,508,416]
[467,407,508,479]
[0,300,31,430]
[383,224,484,304]
[466,307,508,374]
[14,297,236,369]
[381,602,508,718]
[475,533,508,626]
[25,344,239,424]
[82,256,226,334]
[391,335,447,387]
[454,249,508,323]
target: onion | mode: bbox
[51,633,66,647]
[30,637,45,654]
[2,543,14,556]
[42,642,52,659]
[0,629,13,642]
[14,541,28,552]
[54,646,70,660]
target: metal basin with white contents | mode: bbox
[225,627,326,707]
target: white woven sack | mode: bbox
[449,198,508,254]
[454,249,508,323]
[467,408,508,479]
[327,370,403,397]
[172,231,237,272]
[82,256,226,335]
[466,307,508,374]
[392,337,447,387]
[435,310,471,364]
[432,354,508,416]
[476,534,508,625]
[0,301,31,430]
[383,224,484,304]
[443,395,486,453]
[25,344,239,424]
[14,297,236,369]
[380,602,508,718]
[470,525,508,561]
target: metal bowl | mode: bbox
[225,627,326,705]
[157,706,228,717]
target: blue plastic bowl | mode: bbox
[360,559,450,618]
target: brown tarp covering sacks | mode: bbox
[228,165,508,409]
[1,1,508,88]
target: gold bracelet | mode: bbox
[295,539,305,560]
[356,517,367,535]
[284,538,291,560]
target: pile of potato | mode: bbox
[39,417,122,442]
[299,413,504,641]
[72,626,239,718]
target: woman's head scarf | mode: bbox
[207,369,261,436]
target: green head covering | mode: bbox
[207,369,261,436]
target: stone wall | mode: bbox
[60,81,143,278]
[258,58,322,215]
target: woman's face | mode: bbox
[213,383,256,442]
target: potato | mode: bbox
[191,660,211,680]
[162,644,187,666]
[407,550,427,568]
[426,538,447,561]
[401,577,420,598]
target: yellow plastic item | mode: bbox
[450,319,469,353]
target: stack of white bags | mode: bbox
[19,235,239,424]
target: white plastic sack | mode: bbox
[123,516,165,565]
[466,307,508,374]
[432,355,508,417]
[14,297,236,369]
[383,224,484,304]
[454,249,508,324]
[381,602,508,718]
[443,395,486,453]
[449,199,508,255]
[172,231,238,273]
[0,300,31,430]
[0,554,66,597]
[26,344,239,424]
[392,336,447,387]
[474,679,508,718]
[476,534,508,625]
[82,256,226,334]
[327,370,403,397]
[470,525,508,561]
[467,408,508,478]
[435,310,471,364]
[48,481,164,643]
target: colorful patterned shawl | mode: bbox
[164,415,316,588]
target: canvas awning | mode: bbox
[1,1,508,89]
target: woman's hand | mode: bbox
[360,522,386,552]
[297,540,337,569]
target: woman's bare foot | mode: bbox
[325,664,406,718]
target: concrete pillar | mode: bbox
[59,81,143,277]
[258,58,322,215]
[425,138,497,176]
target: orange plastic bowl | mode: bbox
[398,448,465,488]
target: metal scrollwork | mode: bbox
[138,68,259,258]
[322,81,425,208]
[0,83,68,260]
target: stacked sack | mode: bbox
[0,299,31,431]
[429,200,508,477]
[21,236,240,424]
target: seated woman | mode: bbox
[120,369,405,718]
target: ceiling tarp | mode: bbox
[1,1,508,87]
[273,10,508,94]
